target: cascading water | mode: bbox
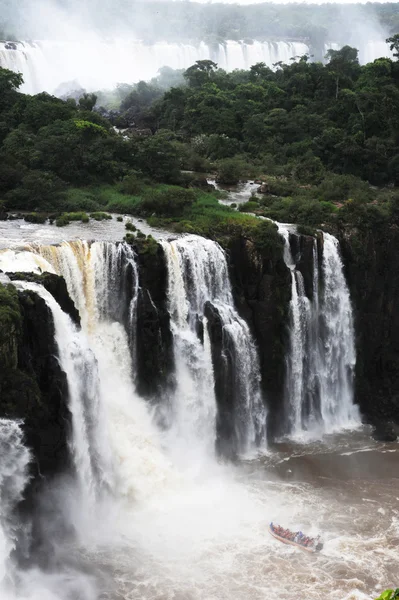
[14,280,113,512]
[0,420,30,590]
[0,39,392,96]
[278,225,359,436]
[0,40,307,95]
[161,235,266,457]
[0,232,396,600]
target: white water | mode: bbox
[0,236,395,600]
[0,38,389,96]
[0,420,30,590]
[278,226,360,437]
[161,235,266,458]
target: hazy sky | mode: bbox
[187,0,389,4]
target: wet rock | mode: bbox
[135,244,174,399]
[226,236,291,439]
[371,421,398,442]
[204,301,237,459]
[289,232,315,300]
[0,289,71,480]
[7,272,80,326]
[257,182,269,194]
[339,226,399,426]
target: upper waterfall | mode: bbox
[0,38,390,96]
[278,226,360,437]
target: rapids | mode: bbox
[0,224,397,600]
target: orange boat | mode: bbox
[269,523,323,553]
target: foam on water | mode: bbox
[0,240,396,599]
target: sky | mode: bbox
[181,0,391,4]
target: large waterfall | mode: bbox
[161,235,266,458]
[0,38,390,96]
[278,226,360,437]
[0,232,396,600]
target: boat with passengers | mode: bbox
[269,522,323,553]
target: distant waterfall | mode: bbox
[0,38,391,95]
[278,226,359,436]
[161,235,266,456]
[0,39,306,95]
[0,420,30,588]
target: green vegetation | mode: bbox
[90,212,112,221]
[375,590,399,600]
[0,283,22,370]
[3,40,399,242]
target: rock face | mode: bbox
[135,245,174,399]
[339,225,399,427]
[227,235,291,438]
[204,301,238,459]
[0,283,71,482]
[7,272,80,326]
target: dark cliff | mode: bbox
[339,225,399,433]
[226,235,291,438]
[0,280,72,482]
[134,245,174,399]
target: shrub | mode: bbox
[297,224,316,236]
[24,213,47,224]
[90,212,112,221]
[138,187,196,217]
[215,157,247,184]
[56,214,70,227]
[117,216,123,222]
[63,212,89,223]
[120,173,144,195]
[125,221,137,231]
[238,201,260,213]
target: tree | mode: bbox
[326,45,360,99]
[184,60,218,87]
[0,67,23,112]
[386,34,399,59]
[78,93,98,112]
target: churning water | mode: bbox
[0,225,396,600]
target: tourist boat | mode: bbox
[269,523,323,553]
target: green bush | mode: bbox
[24,213,47,224]
[215,157,248,184]
[138,187,196,217]
[238,201,260,213]
[90,212,112,221]
[120,173,144,195]
[63,211,89,223]
[56,214,70,227]
[125,221,137,231]
[59,188,100,212]
[375,590,399,600]
[117,216,123,222]
[297,224,316,236]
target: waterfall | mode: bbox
[0,38,391,96]
[0,39,304,95]
[0,420,30,589]
[278,225,359,437]
[161,235,266,457]
[1,242,174,509]
[14,280,113,510]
